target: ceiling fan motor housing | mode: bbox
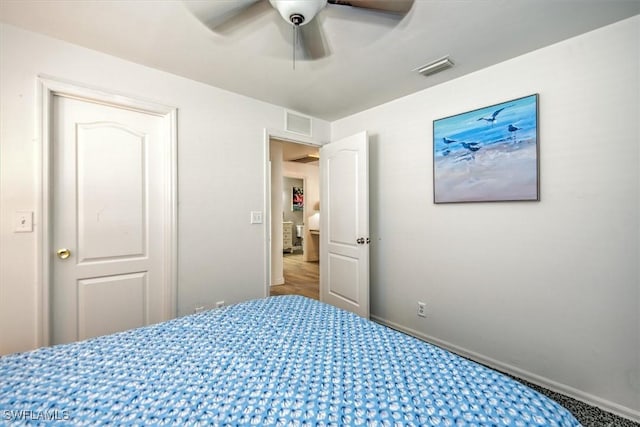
[269,0,328,26]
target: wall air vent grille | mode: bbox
[285,110,312,137]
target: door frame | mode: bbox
[263,129,323,297]
[37,76,178,347]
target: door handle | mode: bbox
[356,237,365,245]
[56,248,71,260]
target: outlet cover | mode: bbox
[417,302,426,318]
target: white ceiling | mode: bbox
[1,1,638,121]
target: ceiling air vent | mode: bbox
[416,56,454,77]
[285,110,312,137]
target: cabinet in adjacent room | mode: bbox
[283,221,293,253]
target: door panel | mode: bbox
[328,150,357,245]
[320,131,369,318]
[77,123,146,261]
[327,253,359,304]
[52,95,167,345]
[78,272,147,340]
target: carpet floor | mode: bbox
[506,374,639,427]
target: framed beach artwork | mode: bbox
[433,94,539,203]
[292,186,304,211]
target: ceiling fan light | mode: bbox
[269,0,328,25]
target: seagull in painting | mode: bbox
[508,124,521,143]
[461,142,481,152]
[477,106,508,124]
[442,149,451,156]
[443,137,457,144]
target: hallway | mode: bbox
[270,253,319,300]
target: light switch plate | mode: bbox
[250,211,263,224]
[15,211,33,232]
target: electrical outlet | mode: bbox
[417,301,426,318]
[216,301,225,308]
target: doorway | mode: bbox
[268,137,320,300]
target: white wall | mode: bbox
[332,16,639,419]
[0,23,330,354]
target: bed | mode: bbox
[1,296,580,426]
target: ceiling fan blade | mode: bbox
[299,19,330,59]
[185,0,270,33]
[327,0,413,14]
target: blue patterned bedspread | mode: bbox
[1,296,580,426]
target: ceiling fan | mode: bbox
[185,0,414,63]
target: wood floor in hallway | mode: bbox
[270,252,319,300]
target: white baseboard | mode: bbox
[271,277,285,286]
[371,315,640,423]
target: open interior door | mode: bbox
[320,131,369,318]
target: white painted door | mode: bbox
[320,131,369,318]
[51,95,169,345]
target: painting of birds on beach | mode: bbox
[433,94,539,203]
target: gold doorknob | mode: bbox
[56,248,71,259]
